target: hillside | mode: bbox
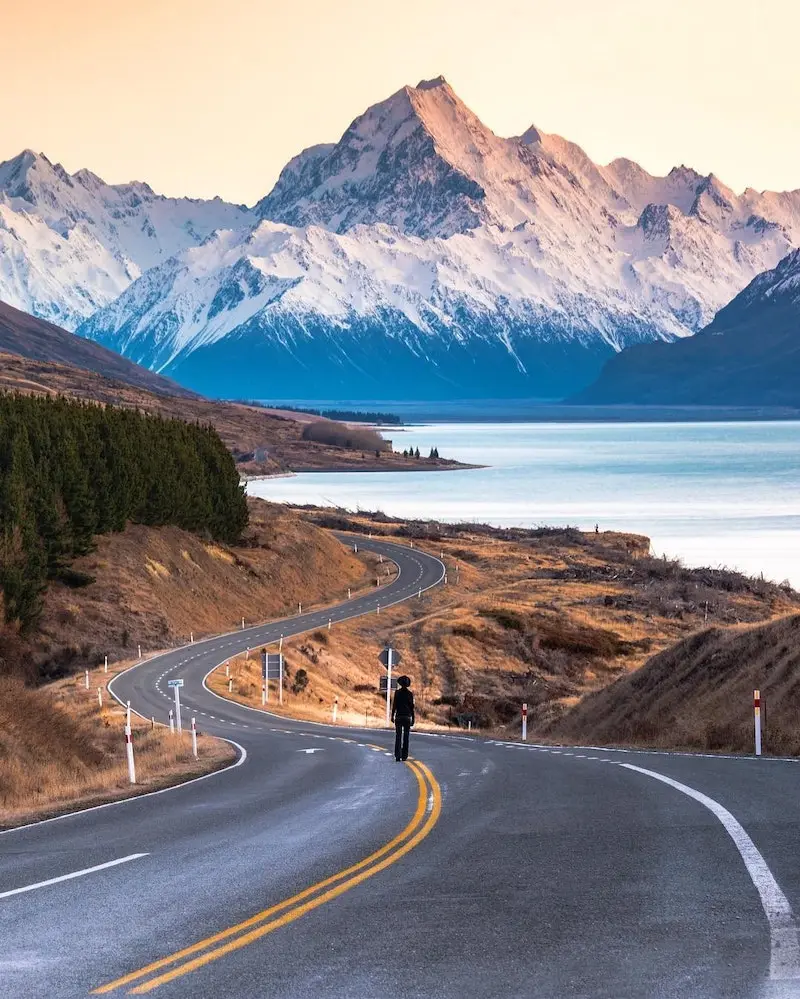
[75,77,800,401]
[0,299,195,397]
[27,498,378,680]
[0,350,465,475]
[205,509,798,732]
[572,250,800,408]
[549,614,800,755]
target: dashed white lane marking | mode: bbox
[0,854,149,900]
[620,763,800,981]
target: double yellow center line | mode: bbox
[93,760,441,994]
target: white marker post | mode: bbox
[125,721,136,784]
[137,644,141,659]
[225,663,229,678]
[191,717,198,758]
[332,696,338,724]
[84,669,90,690]
[328,619,332,630]
[228,678,233,693]
[348,588,351,599]
[97,688,103,709]
[169,709,174,735]
[126,700,131,728]
[385,648,393,727]
[104,655,108,673]
[241,618,245,630]
[190,632,194,644]
[754,689,762,756]
[298,603,302,615]
[262,684,266,706]
[377,603,381,615]
[522,702,528,742]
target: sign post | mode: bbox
[754,689,762,756]
[262,651,284,705]
[168,679,184,733]
[379,647,402,728]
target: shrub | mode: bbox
[301,420,387,452]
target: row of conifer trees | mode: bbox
[0,393,248,633]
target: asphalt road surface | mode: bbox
[2,535,800,999]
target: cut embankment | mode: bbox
[549,614,800,755]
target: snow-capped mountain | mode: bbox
[52,77,800,397]
[573,248,800,407]
[0,150,253,329]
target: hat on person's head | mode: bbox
[397,675,411,687]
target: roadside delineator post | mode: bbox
[522,703,528,742]
[332,696,338,724]
[104,655,108,673]
[84,669,90,690]
[262,684,266,706]
[151,716,155,731]
[754,689,762,756]
[190,632,194,644]
[97,688,103,708]
[125,721,136,784]
[228,678,233,693]
[191,717,198,758]
[347,588,352,599]
[169,709,174,735]
[328,619,332,630]
[225,663,230,678]
[298,603,302,615]
[241,618,245,630]
[376,603,380,615]
[418,588,422,599]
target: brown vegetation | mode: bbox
[301,419,387,452]
[550,614,800,755]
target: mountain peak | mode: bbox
[414,75,449,91]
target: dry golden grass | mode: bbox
[0,662,235,828]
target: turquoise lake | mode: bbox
[248,421,800,587]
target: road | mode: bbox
[2,535,800,999]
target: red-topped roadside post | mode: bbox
[522,703,528,742]
[754,689,762,756]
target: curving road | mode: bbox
[2,535,800,999]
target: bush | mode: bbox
[292,668,309,694]
[301,420,387,452]
[56,568,97,589]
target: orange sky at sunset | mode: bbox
[4,0,800,204]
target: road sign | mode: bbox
[168,679,184,688]
[261,652,284,680]
[379,676,399,693]
[378,648,401,668]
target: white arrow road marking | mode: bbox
[297,748,325,755]
[0,853,148,900]
[620,764,800,981]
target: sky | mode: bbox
[3,0,800,205]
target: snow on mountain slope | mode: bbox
[0,150,253,329]
[75,76,800,399]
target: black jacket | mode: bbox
[391,687,414,724]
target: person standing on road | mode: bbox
[391,675,414,762]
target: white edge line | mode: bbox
[619,762,800,980]
[0,853,149,899]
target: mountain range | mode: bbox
[3,77,800,400]
[573,249,800,408]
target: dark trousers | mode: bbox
[394,716,411,760]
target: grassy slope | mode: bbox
[550,614,800,755]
